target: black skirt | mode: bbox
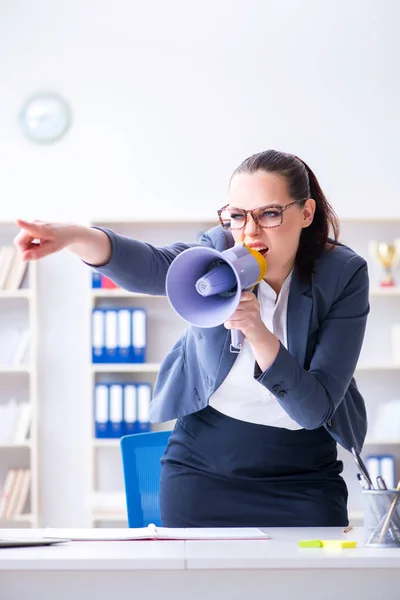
[160,405,348,527]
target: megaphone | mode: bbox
[166,242,267,353]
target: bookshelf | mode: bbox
[0,222,39,528]
[84,216,400,527]
[88,219,215,526]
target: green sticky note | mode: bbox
[321,540,357,549]
[298,540,323,548]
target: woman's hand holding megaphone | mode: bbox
[224,291,280,371]
[223,291,266,345]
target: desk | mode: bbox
[1,527,400,600]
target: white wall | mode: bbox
[0,0,399,526]
[1,0,400,222]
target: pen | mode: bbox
[351,447,374,489]
[376,476,387,490]
[357,472,370,490]
[378,481,400,544]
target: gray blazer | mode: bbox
[93,225,369,452]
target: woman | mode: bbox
[14,149,369,528]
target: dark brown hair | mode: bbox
[231,149,340,280]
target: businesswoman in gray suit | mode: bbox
[15,149,369,527]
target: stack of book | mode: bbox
[0,468,31,520]
[0,245,28,290]
[0,400,31,444]
[0,329,30,366]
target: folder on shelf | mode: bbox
[101,275,118,289]
[109,383,124,438]
[92,309,105,363]
[104,309,118,362]
[365,455,380,484]
[380,455,396,489]
[117,309,131,363]
[366,454,396,489]
[137,383,151,433]
[131,308,146,363]
[94,384,109,438]
[123,383,137,435]
[92,271,102,288]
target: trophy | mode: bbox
[369,240,400,287]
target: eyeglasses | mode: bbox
[217,199,307,231]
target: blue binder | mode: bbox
[94,383,109,438]
[136,383,151,433]
[104,309,118,362]
[131,308,147,363]
[92,272,102,288]
[123,383,137,435]
[92,309,105,363]
[108,383,124,438]
[117,309,131,363]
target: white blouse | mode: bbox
[208,272,303,430]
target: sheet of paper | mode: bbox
[43,526,269,541]
[156,527,269,540]
[44,527,153,541]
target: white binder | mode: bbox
[123,384,137,434]
[92,310,105,362]
[105,309,118,362]
[109,384,123,437]
[137,384,151,431]
[131,309,146,362]
[118,309,131,362]
[95,384,109,437]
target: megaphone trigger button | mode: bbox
[272,385,281,393]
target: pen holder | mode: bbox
[362,490,400,547]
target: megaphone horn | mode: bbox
[166,242,266,353]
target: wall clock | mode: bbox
[19,93,71,144]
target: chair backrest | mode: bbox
[120,430,171,527]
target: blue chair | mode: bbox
[120,430,172,527]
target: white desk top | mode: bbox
[1,527,400,571]
[186,527,400,569]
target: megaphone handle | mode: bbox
[230,329,244,353]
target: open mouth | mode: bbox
[256,247,269,257]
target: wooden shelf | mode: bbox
[364,439,400,445]
[369,287,400,296]
[348,510,364,522]
[91,287,400,299]
[0,513,34,524]
[0,441,32,449]
[92,439,121,447]
[91,511,127,522]
[92,290,167,299]
[356,364,400,371]
[0,365,32,374]
[0,290,31,299]
[92,363,161,373]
